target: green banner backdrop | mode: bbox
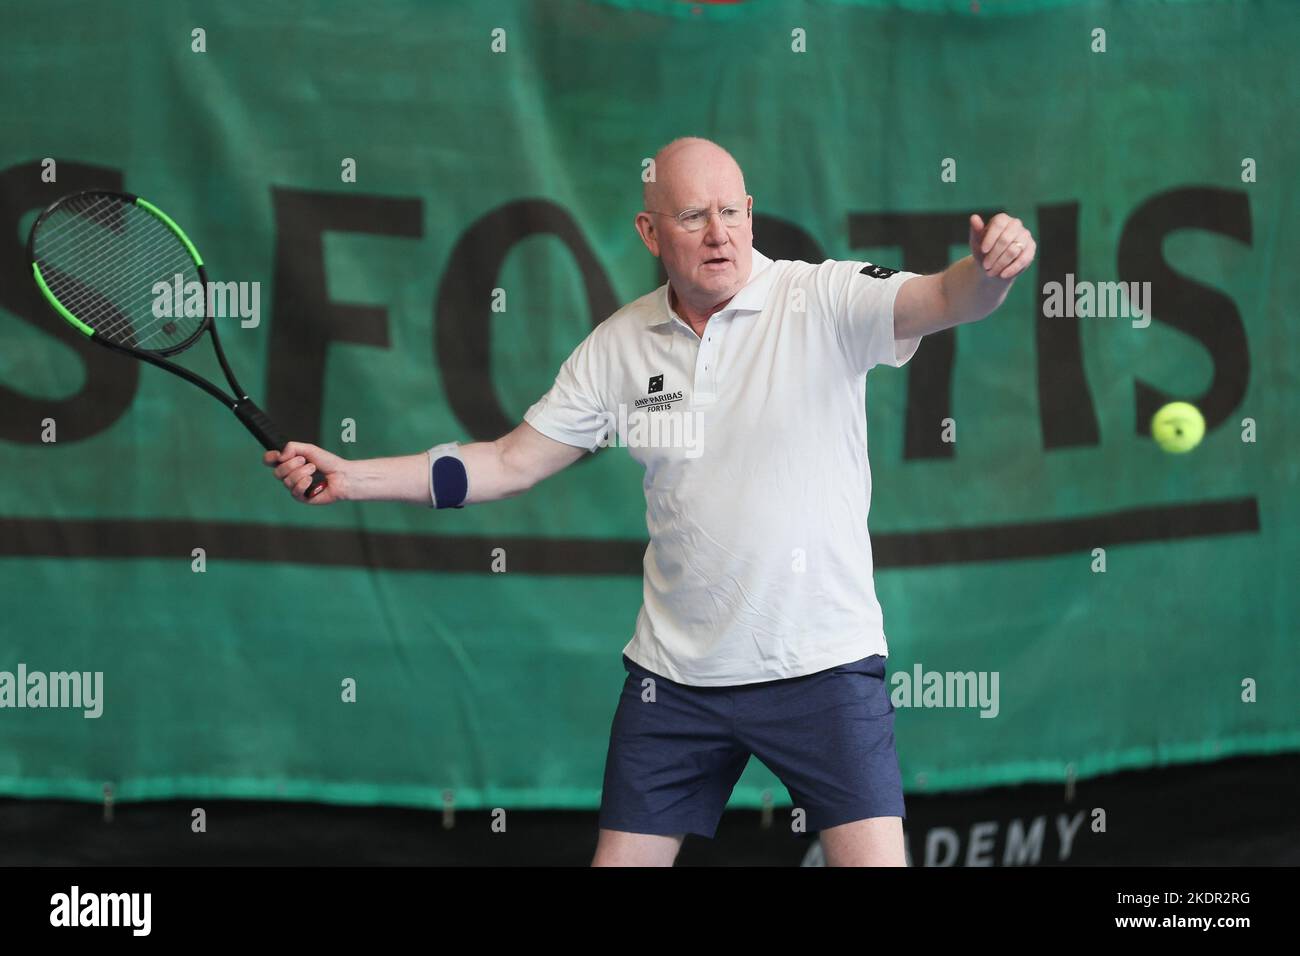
[1,0,1296,809]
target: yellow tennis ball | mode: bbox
[1151,401,1205,453]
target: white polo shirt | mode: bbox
[524,248,921,686]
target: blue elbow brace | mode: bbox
[427,442,468,509]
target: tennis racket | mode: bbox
[27,189,326,498]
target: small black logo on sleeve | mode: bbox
[859,264,899,280]
[648,374,664,393]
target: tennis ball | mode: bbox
[1151,401,1205,453]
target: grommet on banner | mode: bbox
[760,789,773,829]
[1065,763,1076,803]
[441,788,455,830]
[102,783,114,823]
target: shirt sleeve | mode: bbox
[816,259,922,377]
[523,327,612,452]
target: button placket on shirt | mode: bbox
[691,314,725,405]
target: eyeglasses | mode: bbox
[645,203,749,232]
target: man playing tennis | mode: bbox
[265,137,1036,866]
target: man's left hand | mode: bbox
[970,213,1036,281]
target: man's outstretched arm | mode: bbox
[262,421,587,505]
[894,212,1037,340]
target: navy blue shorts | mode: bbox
[598,653,905,838]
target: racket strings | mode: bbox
[35,194,116,247]
[41,204,200,341]
[38,199,169,278]
[66,239,197,340]
[35,197,207,347]
[38,265,132,339]
[50,217,184,295]
[50,233,192,331]
[33,196,205,352]
[40,208,201,346]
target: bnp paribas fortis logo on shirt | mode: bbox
[598,373,703,457]
[636,374,683,411]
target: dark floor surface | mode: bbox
[3,753,1296,866]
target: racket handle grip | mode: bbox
[234,398,290,451]
[234,399,329,499]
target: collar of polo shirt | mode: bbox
[658,248,777,330]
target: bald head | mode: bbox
[634,137,754,323]
[643,137,746,212]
